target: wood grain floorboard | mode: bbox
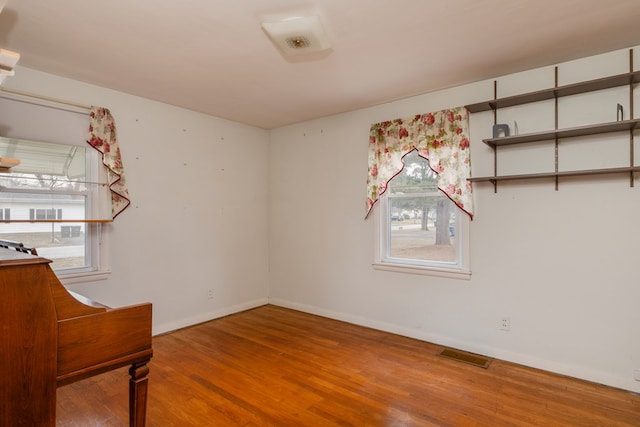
[56,305,640,426]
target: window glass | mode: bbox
[377,150,469,275]
[0,137,103,274]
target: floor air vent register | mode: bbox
[438,348,493,369]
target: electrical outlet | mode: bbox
[634,370,640,381]
[207,289,214,299]
[500,317,511,331]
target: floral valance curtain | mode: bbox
[87,106,130,219]
[366,106,473,219]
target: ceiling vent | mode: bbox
[262,16,331,55]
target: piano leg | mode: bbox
[129,361,150,427]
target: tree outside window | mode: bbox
[378,150,467,273]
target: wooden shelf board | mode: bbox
[0,157,20,168]
[469,166,640,183]
[465,70,640,113]
[482,119,640,147]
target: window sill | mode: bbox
[58,269,111,286]
[373,262,471,280]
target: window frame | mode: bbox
[58,145,111,284]
[373,190,471,280]
[60,222,110,285]
[0,92,112,284]
[0,138,111,284]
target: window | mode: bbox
[374,150,470,278]
[31,208,63,220]
[0,136,110,280]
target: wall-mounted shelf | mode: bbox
[466,70,640,113]
[465,49,637,190]
[469,166,640,183]
[481,118,640,148]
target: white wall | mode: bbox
[3,67,271,335]
[268,46,640,393]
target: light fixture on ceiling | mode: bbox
[261,16,331,55]
[0,1,20,85]
[0,49,20,85]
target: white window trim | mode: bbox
[57,156,111,284]
[372,195,471,280]
[60,269,111,285]
[58,222,111,285]
[0,92,112,285]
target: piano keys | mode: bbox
[0,245,153,426]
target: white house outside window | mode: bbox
[0,136,109,278]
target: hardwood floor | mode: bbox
[56,305,640,426]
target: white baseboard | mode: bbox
[268,297,639,394]
[153,298,268,336]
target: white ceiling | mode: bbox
[2,0,640,129]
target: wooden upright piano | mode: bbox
[0,245,153,426]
